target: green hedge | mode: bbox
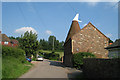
[44,51,60,60]
[73,52,95,69]
[2,46,26,63]
[2,46,32,79]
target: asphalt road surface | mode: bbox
[19,59,82,79]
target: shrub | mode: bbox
[44,51,60,60]
[73,52,95,69]
[2,45,26,63]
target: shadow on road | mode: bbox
[49,60,83,79]
[49,60,65,68]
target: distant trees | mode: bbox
[39,36,64,51]
[9,36,21,41]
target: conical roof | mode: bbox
[65,20,80,42]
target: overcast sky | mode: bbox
[2,2,118,42]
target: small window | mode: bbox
[76,48,79,51]
[4,42,8,45]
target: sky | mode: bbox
[2,1,118,42]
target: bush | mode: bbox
[44,51,60,61]
[2,45,26,63]
[73,52,95,69]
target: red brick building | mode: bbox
[0,31,19,47]
[63,14,110,67]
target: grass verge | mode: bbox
[2,56,33,79]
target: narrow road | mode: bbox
[19,59,82,79]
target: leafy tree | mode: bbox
[109,39,113,43]
[59,41,64,51]
[48,36,56,50]
[39,35,64,51]
[19,31,40,58]
[9,36,15,39]
[39,39,49,50]
[54,40,59,50]
[16,37,21,41]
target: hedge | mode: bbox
[44,51,60,60]
[2,45,26,63]
[73,52,95,69]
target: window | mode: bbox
[4,42,8,45]
[76,48,79,51]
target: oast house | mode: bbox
[63,14,111,67]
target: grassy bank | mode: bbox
[2,56,32,79]
[2,46,33,79]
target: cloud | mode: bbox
[45,30,52,35]
[15,27,37,34]
[106,33,112,38]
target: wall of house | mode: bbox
[83,58,120,78]
[1,41,18,47]
[108,48,120,58]
[72,23,109,58]
[63,39,73,67]
[2,42,11,46]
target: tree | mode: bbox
[19,31,40,58]
[48,36,56,50]
[39,39,49,50]
[59,41,64,51]
[109,39,113,43]
[9,36,15,39]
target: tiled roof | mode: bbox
[11,39,19,44]
[2,34,11,42]
[105,39,120,49]
[65,21,80,42]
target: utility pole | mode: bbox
[52,36,54,51]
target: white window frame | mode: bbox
[4,41,8,45]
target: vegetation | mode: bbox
[44,51,60,61]
[18,31,40,58]
[2,46,32,79]
[2,56,32,79]
[73,52,96,69]
[37,50,64,58]
[9,34,64,55]
[39,36,64,51]
[36,50,64,61]
[2,45,26,63]
[109,38,113,43]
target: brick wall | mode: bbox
[72,23,109,58]
[83,58,120,78]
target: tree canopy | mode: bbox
[19,31,40,57]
